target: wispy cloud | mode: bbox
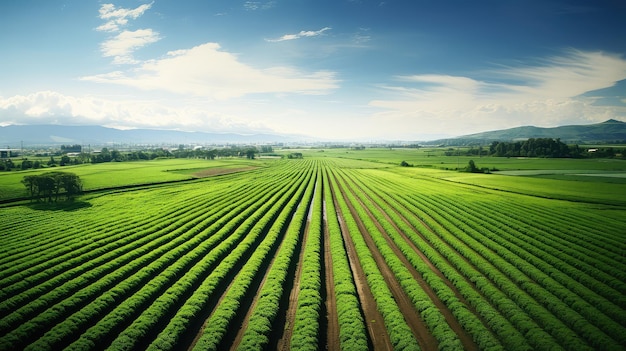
[82,42,339,99]
[96,2,159,64]
[352,28,371,45]
[101,29,161,64]
[266,27,331,42]
[97,2,154,32]
[368,50,626,136]
[244,1,276,11]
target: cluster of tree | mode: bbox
[0,159,17,171]
[286,152,303,159]
[171,146,259,159]
[89,146,259,163]
[465,160,491,173]
[489,138,571,157]
[61,144,82,153]
[444,147,488,157]
[22,171,82,202]
[1,155,80,171]
[1,145,265,172]
[487,138,624,158]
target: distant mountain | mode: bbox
[0,125,305,147]
[428,119,626,145]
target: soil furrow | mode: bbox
[345,174,479,351]
[322,198,340,351]
[276,184,316,351]
[328,173,392,351]
[335,174,438,351]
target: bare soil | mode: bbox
[228,221,300,351]
[322,199,341,351]
[276,207,311,350]
[335,175,438,351]
[328,175,393,351]
[346,178,479,351]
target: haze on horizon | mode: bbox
[1,0,625,141]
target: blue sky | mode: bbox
[1,0,625,140]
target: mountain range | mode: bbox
[1,119,625,147]
[428,119,626,146]
[0,125,303,147]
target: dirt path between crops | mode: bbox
[228,203,307,351]
[187,265,239,351]
[323,199,341,351]
[335,175,438,351]
[276,182,317,351]
[344,177,480,351]
[191,166,258,178]
[390,195,495,331]
[328,175,393,351]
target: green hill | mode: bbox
[432,119,626,145]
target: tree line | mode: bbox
[488,138,624,158]
[489,138,571,157]
[22,172,82,202]
[444,138,624,159]
[1,145,270,172]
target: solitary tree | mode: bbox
[466,160,479,173]
[245,148,257,159]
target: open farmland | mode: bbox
[1,157,625,350]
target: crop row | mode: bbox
[290,167,325,351]
[320,165,369,350]
[0,171,270,321]
[0,161,307,350]
[0,183,237,293]
[236,166,318,350]
[59,172,299,351]
[2,158,625,350]
[340,168,508,351]
[0,179,236,269]
[0,183,247,319]
[1,195,230,347]
[189,163,315,351]
[433,194,626,322]
[475,200,626,288]
[350,169,539,351]
[409,191,623,349]
[336,167,488,350]
[107,163,310,351]
[328,167,422,351]
[502,199,626,258]
[403,193,604,350]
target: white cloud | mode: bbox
[95,2,158,64]
[368,50,626,137]
[267,27,332,42]
[100,29,161,64]
[97,2,154,32]
[82,42,339,99]
[0,91,275,133]
[244,1,276,11]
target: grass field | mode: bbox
[0,158,265,201]
[1,153,625,350]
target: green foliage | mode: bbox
[22,171,82,202]
[287,152,303,159]
[1,157,625,351]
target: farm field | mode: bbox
[295,147,626,172]
[0,158,262,201]
[1,156,625,350]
